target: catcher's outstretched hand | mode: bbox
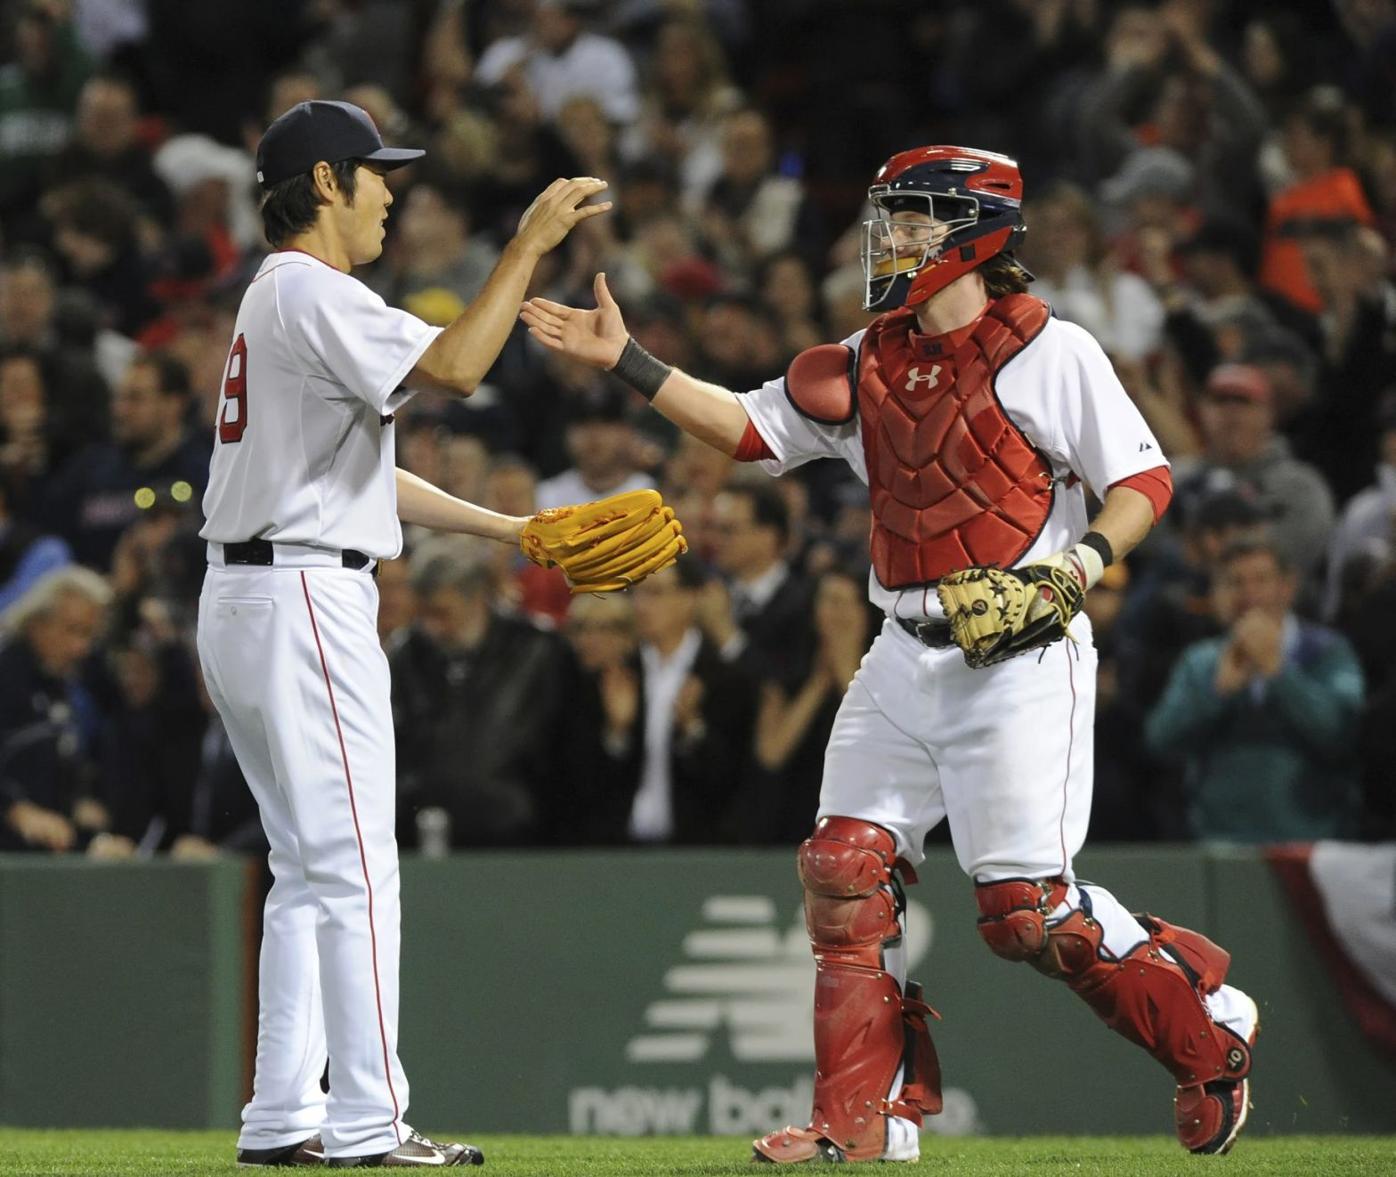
[520,488,686,594]
[520,272,629,371]
[936,559,1085,669]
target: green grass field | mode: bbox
[0,1132,1393,1176]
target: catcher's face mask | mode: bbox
[861,195,978,311]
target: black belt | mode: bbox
[897,617,955,649]
[223,538,375,573]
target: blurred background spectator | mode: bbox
[1171,362,1334,586]
[1024,180,1164,362]
[0,565,112,854]
[43,349,208,569]
[748,567,871,844]
[1145,537,1364,843]
[701,479,815,686]
[616,560,754,844]
[1326,390,1396,623]
[0,0,94,235]
[534,384,654,508]
[475,0,640,127]
[0,0,1391,855]
[553,590,642,843]
[369,172,500,317]
[390,544,566,848]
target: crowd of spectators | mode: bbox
[1,0,1393,859]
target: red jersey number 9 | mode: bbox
[218,334,249,444]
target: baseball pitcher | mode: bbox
[201,101,682,1169]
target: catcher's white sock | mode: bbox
[1206,984,1258,1041]
[1050,883,1153,957]
[1058,886,1258,1041]
[882,1114,920,1161]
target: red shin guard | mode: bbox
[1044,911,1251,1086]
[975,881,1251,1089]
[782,817,941,1161]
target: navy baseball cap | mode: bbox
[255,100,424,188]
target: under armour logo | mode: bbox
[1139,441,1154,452]
[905,365,942,392]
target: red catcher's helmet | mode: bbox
[861,145,1028,310]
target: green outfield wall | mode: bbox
[0,857,252,1129]
[1,848,1392,1135]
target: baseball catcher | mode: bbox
[519,143,1258,1165]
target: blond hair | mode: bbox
[2,566,113,635]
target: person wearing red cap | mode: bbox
[522,146,1259,1161]
[1175,362,1334,582]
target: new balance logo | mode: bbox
[579,894,978,1138]
[1139,441,1154,452]
[905,365,942,392]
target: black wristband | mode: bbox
[610,337,673,401]
[1080,530,1115,568]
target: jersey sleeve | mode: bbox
[1050,320,1167,498]
[285,269,443,414]
[736,330,867,482]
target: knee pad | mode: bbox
[799,816,901,969]
[785,817,941,1161]
[974,877,1069,961]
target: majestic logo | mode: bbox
[1138,441,1154,452]
[905,365,942,392]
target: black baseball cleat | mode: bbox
[1176,1076,1251,1156]
[327,1131,484,1167]
[237,1134,326,1166]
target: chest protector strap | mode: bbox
[857,294,1054,589]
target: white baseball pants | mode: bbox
[819,616,1252,1039]
[197,555,410,1159]
[820,616,1099,879]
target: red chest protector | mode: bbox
[856,294,1054,588]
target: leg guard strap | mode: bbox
[886,981,942,1123]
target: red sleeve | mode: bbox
[1108,465,1173,524]
[734,418,775,462]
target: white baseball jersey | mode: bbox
[201,250,442,559]
[739,315,1166,620]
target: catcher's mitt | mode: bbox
[935,560,1084,669]
[520,488,686,594]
